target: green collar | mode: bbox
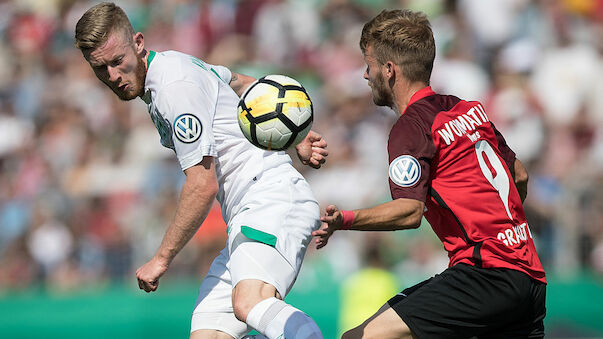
[141,89,151,104]
[141,50,156,103]
[147,50,156,68]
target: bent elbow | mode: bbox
[513,159,529,186]
[187,176,219,202]
[406,214,422,229]
[205,181,219,199]
[407,201,425,229]
[396,210,422,230]
[515,170,528,187]
[389,198,424,230]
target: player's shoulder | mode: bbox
[393,94,452,130]
[405,93,462,119]
[149,50,213,90]
[388,113,431,151]
[405,92,478,131]
[388,93,463,147]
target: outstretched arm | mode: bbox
[312,198,424,249]
[229,72,257,97]
[136,156,218,292]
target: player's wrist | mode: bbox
[340,210,355,230]
[155,250,175,266]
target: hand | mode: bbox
[136,256,170,293]
[312,205,343,249]
[296,130,328,169]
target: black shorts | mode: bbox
[387,264,546,339]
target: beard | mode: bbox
[111,53,147,101]
[370,71,394,108]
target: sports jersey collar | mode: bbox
[402,86,435,115]
[147,50,156,68]
[142,50,157,104]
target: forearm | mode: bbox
[230,72,257,97]
[347,199,424,231]
[155,170,218,263]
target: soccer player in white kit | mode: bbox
[75,3,327,339]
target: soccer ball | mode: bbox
[238,75,313,151]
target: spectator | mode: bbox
[0,0,600,295]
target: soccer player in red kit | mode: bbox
[313,9,546,339]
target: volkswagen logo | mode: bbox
[174,114,202,143]
[389,155,421,187]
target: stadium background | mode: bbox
[0,0,602,337]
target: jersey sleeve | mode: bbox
[155,80,218,171]
[208,64,232,85]
[387,116,436,202]
[491,122,516,171]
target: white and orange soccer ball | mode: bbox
[238,75,313,151]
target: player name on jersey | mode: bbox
[497,222,533,247]
[436,103,489,146]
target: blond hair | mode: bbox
[360,9,435,84]
[74,2,134,51]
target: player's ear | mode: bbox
[385,61,395,79]
[134,32,145,55]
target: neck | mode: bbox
[143,49,150,69]
[392,81,428,115]
[138,49,151,100]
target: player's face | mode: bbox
[363,46,394,108]
[84,31,146,101]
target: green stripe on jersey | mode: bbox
[210,68,223,82]
[190,56,225,83]
[240,226,277,247]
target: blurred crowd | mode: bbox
[0,0,602,293]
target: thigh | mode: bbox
[341,279,432,339]
[191,248,250,338]
[231,172,320,275]
[229,240,297,299]
[388,264,538,339]
[343,303,416,339]
[228,180,319,296]
[481,281,546,339]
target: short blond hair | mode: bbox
[360,9,435,84]
[74,2,134,51]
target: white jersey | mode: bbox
[141,50,292,223]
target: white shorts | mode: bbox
[191,169,320,337]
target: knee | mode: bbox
[232,288,272,322]
[232,280,279,323]
[232,293,254,322]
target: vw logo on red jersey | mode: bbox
[174,113,202,143]
[389,155,421,187]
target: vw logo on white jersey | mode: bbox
[174,114,202,143]
[389,155,421,187]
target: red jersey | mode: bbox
[388,87,546,283]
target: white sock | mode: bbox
[246,297,323,339]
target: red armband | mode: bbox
[340,210,355,230]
